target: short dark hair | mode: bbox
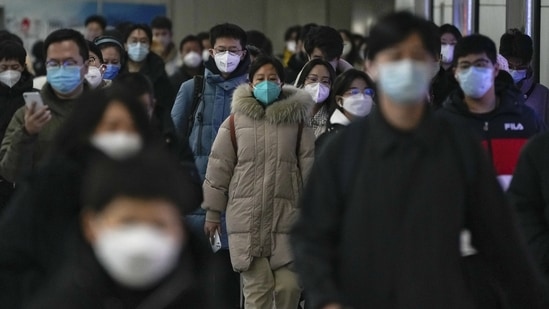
[31,40,45,60]
[94,35,126,67]
[304,26,343,61]
[0,30,24,46]
[294,58,336,90]
[197,31,210,42]
[86,40,103,63]
[0,40,26,65]
[248,55,285,82]
[439,24,462,41]
[209,23,247,49]
[499,28,533,64]
[246,30,273,56]
[454,34,497,65]
[367,11,439,61]
[82,148,202,215]
[150,16,172,32]
[179,35,202,52]
[123,24,152,44]
[298,23,318,42]
[44,28,89,63]
[284,25,301,41]
[112,72,155,98]
[331,69,375,113]
[85,15,107,30]
[52,89,152,158]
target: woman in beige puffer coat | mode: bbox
[202,56,315,309]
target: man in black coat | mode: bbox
[291,12,548,309]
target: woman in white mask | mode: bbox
[294,58,336,137]
[431,24,462,109]
[26,149,210,308]
[316,69,375,149]
[85,41,109,89]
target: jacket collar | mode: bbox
[40,82,89,117]
[368,105,439,156]
[232,84,313,124]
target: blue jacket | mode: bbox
[171,60,250,181]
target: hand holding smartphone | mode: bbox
[23,92,44,109]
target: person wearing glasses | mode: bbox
[0,28,90,183]
[85,41,110,89]
[438,34,545,191]
[294,58,336,137]
[170,23,251,309]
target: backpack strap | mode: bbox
[186,75,204,137]
[229,114,237,154]
[296,121,303,169]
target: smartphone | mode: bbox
[210,230,222,253]
[23,92,44,109]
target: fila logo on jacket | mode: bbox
[504,123,524,131]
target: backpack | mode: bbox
[185,75,205,137]
[228,113,304,168]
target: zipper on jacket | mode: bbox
[483,121,489,131]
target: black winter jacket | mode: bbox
[437,84,545,188]
[291,108,548,309]
[508,131,549,283]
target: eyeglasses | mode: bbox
[46,59,82,69]
[305,75,331,87]
[212,48,244,55]
[89,56,97,64]
[346,88,375,97]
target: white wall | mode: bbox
[540,0,549,87]
[478,0,506,49]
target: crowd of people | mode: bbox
[0,8,547,309]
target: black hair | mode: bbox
[209,23,247,50]
[85,15,107,30]
[44,28,89,63]
[179,35,202,52]
[197,31,210,42]
[123,24,153,44]
[0,30,24,46]
[429,22,441,59]
[86,40,104,63]
[331,69,375,114]
[339,29,359,65]
[246,30,273,56]
[284,25,301,41]
[298,23,318,42]
[52,89,152,159]
[94,35,126,67]
[304,26,343,61]
[294,58,336,89]
[150,16,172,32]
[499,28,533,65]
[112,72,155,98]
[248,55,285,82]
[0,40,26,65]
[439,24,462,41]
[367,11,439,61]
[454,34,497,65]
[82,148,202,215]
[31,40,45,60]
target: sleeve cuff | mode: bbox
[205,210,221,223]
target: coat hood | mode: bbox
[232,84,313,124]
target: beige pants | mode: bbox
[240,257,301,309]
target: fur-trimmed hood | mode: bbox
[231,84,313,124]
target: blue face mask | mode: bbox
[377,59,431,105]
[103,64,121,80]
[509,69,527,84]
[47,66,83,95]
[127,43,149,62]
[253,81,281,106]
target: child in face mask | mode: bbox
[26,149,210,309]
[294,58,336,138]
[85,41,108,89]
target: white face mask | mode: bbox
[341,93,373,117]
[202,49,211,62]
[153,35,171,48]
[441,44,455,64]
[377,60,431,105]
[85,66,103,89]
[214,51,241,73]
[183,51,202,68]
[91,132,143,160]
[0,70,21,88]
[456,66,494,99]
[342,42,352,58]
[286,41,297,53]
[93,224,181,289]
[304,82,330,104]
